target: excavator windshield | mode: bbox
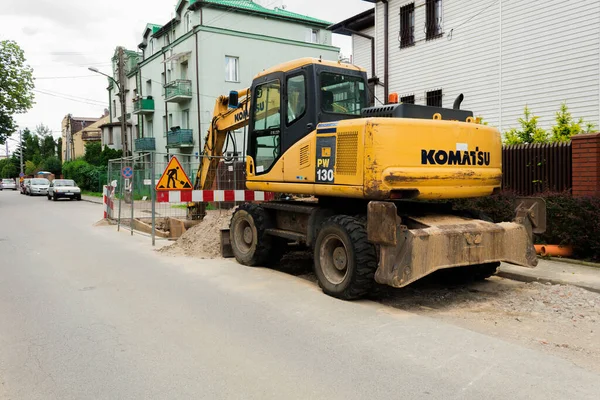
[320,72,367,116]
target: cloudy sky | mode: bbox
[0,0,373,154]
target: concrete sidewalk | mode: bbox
[498,259,600,294]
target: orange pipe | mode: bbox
[534,244,573,257]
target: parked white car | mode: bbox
[29,178,50,196]
[48,179,82,201]
[0,178,17,191]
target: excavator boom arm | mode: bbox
[194,88,251,192]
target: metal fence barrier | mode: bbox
[105,152,250,245]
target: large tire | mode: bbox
[230,203,283,266]
[313,215,377,300]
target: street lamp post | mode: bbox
[89,63,128,157]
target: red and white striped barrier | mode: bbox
[157,190,275,203]
[103,185,115,219]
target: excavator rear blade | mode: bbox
[367,200,545,288]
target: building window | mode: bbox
[225,56,239,82]
[426,89,442,107]
[112,100,116,117]
[180,61,188,80]
[161,72,166,86]
[182,109,189,129]
[311,29,319,43]
[108,128,114,145]
[147,117,153,137]
[185,12,193,31]
[165,33,170,46]
[426,0,443,40]
[146,80,152,97]
[163,116,167,136]
[401,94,415,104]
[400,3,415,48]
[167,68,172,83]
[150,39,154,55]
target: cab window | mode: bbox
[320,72,366,115]
[252,79,281,174]
[286,74,306,125]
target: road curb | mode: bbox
[82,197,103,205]
[541,256,600,269]
[496,270,600,294]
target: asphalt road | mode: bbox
[1,190,599,400]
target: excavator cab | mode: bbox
[240,59,369,177]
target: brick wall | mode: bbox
[571,133,600,197]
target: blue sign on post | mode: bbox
[19,172,24,177]
[122,166,133,179]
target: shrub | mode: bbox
[504,106,548,145]
[452,191,600,262]
[62,159,105,192]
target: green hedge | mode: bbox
[62,160,106,192]
[452,192,600,262]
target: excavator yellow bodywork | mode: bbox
[192,57,545,300]
[246,118,502,200]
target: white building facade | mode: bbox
[332,0,600,132]
[103,0,339,164]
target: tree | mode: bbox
[24,160,36,175]
[99,145,122,167]
[504,106,548,145]
[1,162,18,178]
[57,138,63,163]
[84,142,102,166]
[35,123,51,137]
[550,102,594,143]
[39,156,61,176]
[0,40,35,144]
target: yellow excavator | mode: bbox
[192,57,545,300]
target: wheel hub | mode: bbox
[332,247,347,270]
[320,235,349,285]
[243,226,253,244]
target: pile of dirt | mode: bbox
[159,209,234,258]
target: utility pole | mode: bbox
[117,47,128,157]
[19,130,23,175]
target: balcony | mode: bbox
[164,79,192,103]
[81,131,101,141]
[134,137,156,152]
[133,98,155,115]
[167,129,194,148]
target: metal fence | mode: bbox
[502,142,572,195]
[106,152,247,243]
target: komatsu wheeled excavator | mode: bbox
[191,58,545,300]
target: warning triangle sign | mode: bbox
[156,156,193,191]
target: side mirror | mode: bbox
[228,91,239,109]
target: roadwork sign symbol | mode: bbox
[122,166,133,179]
[156,156,192,191]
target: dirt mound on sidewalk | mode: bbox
[159,209,234,258]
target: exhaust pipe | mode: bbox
[453,93,464,110]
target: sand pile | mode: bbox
[159,209,234,258]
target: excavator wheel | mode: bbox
[230,203,283,266]
[313,215,377,300]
